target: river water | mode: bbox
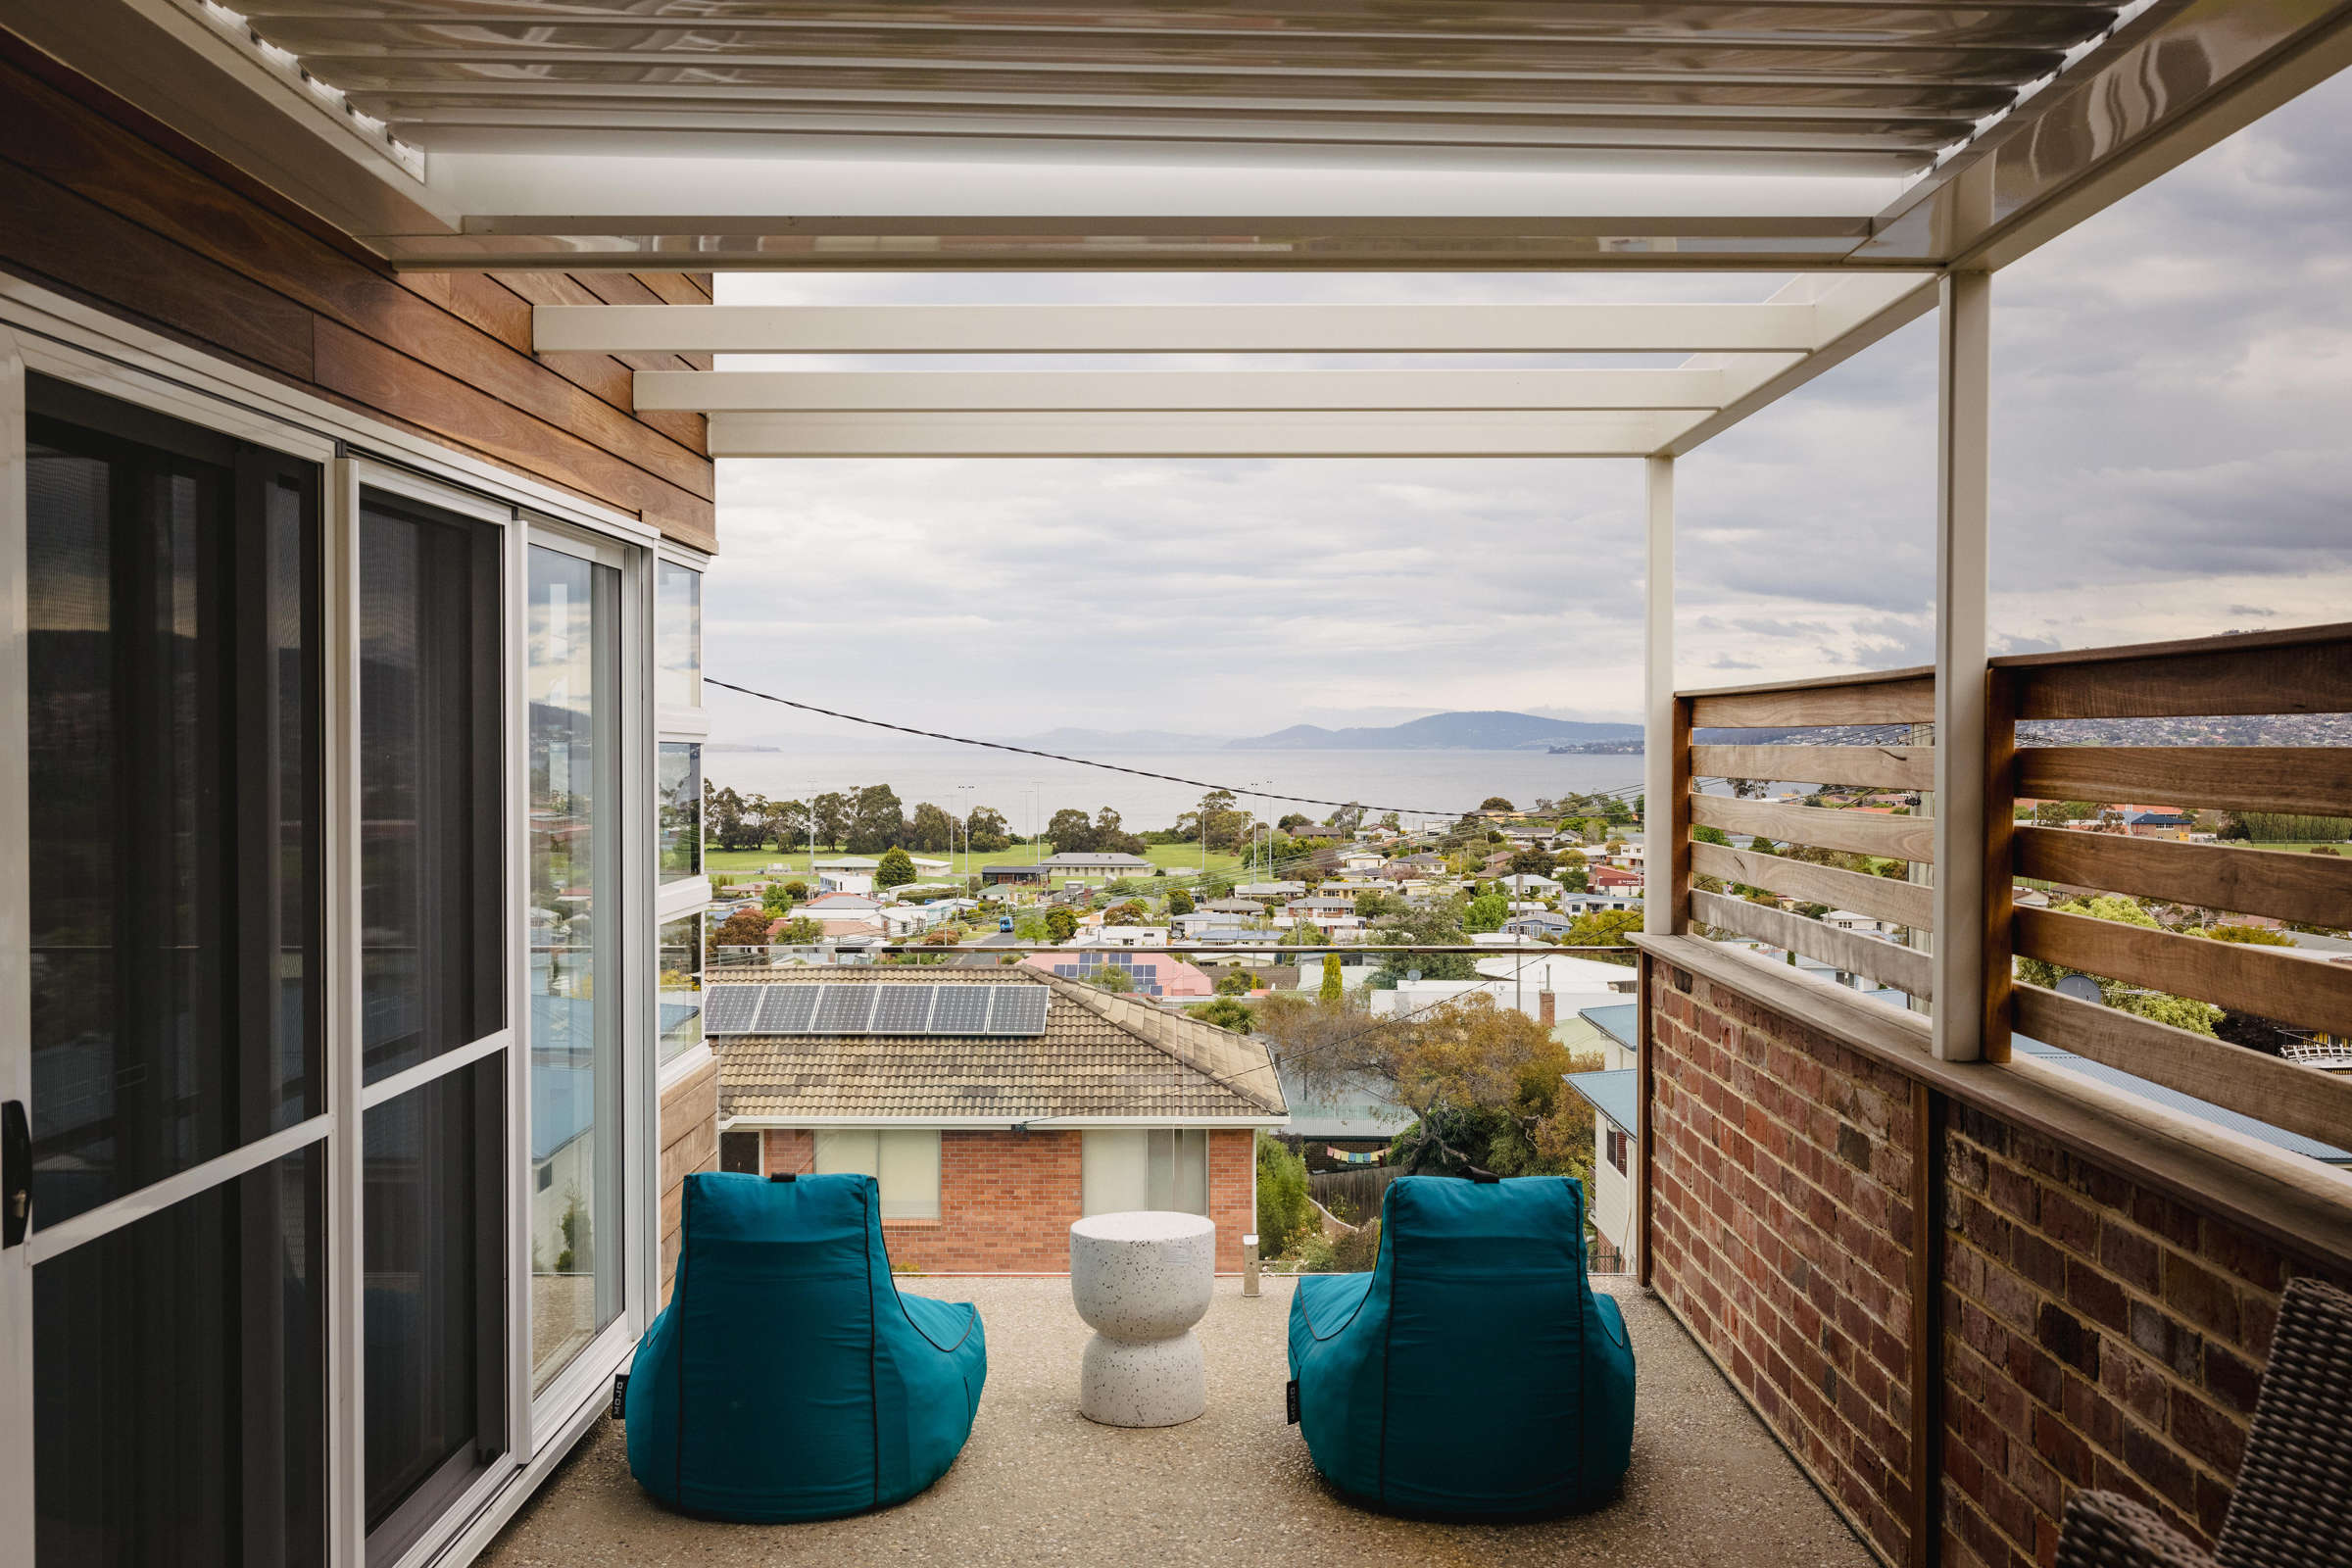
[702,746,1647,833]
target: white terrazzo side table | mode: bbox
[1069,1211,1216,1427]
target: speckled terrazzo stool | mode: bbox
[1069,1211,1215,1427]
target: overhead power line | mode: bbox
[707,676,1644,818]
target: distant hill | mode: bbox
[1549,710,2352,754]
[1228,710,1642,752]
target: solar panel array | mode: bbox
[702,982,1052,1037]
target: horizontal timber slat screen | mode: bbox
[1992,622,2352,1144]
[1676,671,1936,1004]
[1665,622,2352,1160]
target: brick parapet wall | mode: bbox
[1645,956,2352,1568]
[753,1126,1252,1273]
[1649,964,1924,1564]
[1937,1102,2347,1568]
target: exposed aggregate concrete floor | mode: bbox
[483,1275,1873,1568]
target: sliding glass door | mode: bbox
[356,486,508,1563]
[20,375,327,1567]
[4,350,654,1568]
[525,536,625,1391]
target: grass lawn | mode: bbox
[2239,841,2352,855]
[704,841,1247,882]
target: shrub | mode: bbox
[1255,1135,1314,1257]
[1214,969,1255,997]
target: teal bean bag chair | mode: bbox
[1286,1174,1634,1517]
[625,1171,986,1521]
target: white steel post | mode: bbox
[1642,456,1677,937]
[1933,270,1992,1061]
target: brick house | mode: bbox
[708,968,1286,1272]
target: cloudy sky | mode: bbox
[706,69,2352,745]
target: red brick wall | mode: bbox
[750,1126,1252,1273]
[1649,963,1926,1564]
[1647,958,2352,1568]
[1938,1103,2346,1567]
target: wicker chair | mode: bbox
[2053,1276,2352,1568]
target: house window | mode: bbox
[719,1131,761,1174]
[1605,1127,1629,1175]
[1082,1129,1209,1216]
[657,741,701,883]
[655,557,700,710]
[658,912,703,1065]
[814,1129,942,1220]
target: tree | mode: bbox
[1508,848,1556,878]
[1044,906,1078,943]
[966,806,1010,853]
[1102,900,1148,926]
[1278,812,1313,834]
[1166,887,1196,916]
[810,791,851,850]
[1354,889,1406,921]
[1320,954,1343,1004]
[875,847,916,889]
[2189,923,2295,947]
[772,915,823,945]
[2017,896,2222,1036]
[1190,996,1257,1034]
[1479,796,1515,813]
[907,801,955,854]
[1091,806,1148,856]
[1254,1134,1314,1256]
[1215,969,1255,997]
[1561,908,1642,953]
[1463,892,1509,933]
[1045,807,1096,853]
[707,906,773,958]
[844,784,906,855]
[1176,788,1250,855]
[1692,823,1732,847]
[1371,902,1476,986]
[764,797,811,851]
[1090,965,1136,993]
[1283,921,1328,948]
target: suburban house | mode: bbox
[812,855,880,893]
[1235,879,1308,898]
[709,969,1284,1269]
[1201,896,1268,917]
[1339,851,1385,872]
[1505,911,1576,938]
[1556,1001,1641,1072]
[1559,889,1643,914]
[979,861,1050,886]
[1024,950,1215,999]
[1562,1064,1640,1271]
[1590,864,1645,892]
[1076,923,1173,949]
[1034,850,1158,880]
[1497,872,1565,898]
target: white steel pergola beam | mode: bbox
[638,368,1731,414]
[1660,270,1937,457]
[704,409,1676,458]
[536,303,1824,356]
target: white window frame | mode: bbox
[812,1129,944,1221]
[0,273,671,1568]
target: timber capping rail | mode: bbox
[1659,620,2352,1182]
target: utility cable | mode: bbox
[708,676,1642,819]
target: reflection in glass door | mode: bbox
[526,541,623,1389]
[22,376,326,1567]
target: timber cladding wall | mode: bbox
[0,46,715,549]
[1648,963,1928,1565]
[658,1057,721,1306]
[1646,959,2352,1568]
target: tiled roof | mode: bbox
[714,967,1286,1124]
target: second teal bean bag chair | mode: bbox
[1287,1174,1634,1517]
[625,1171,986,1521]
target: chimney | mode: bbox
[1539,991,1556,1027]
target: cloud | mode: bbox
[706,69,2352,734]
